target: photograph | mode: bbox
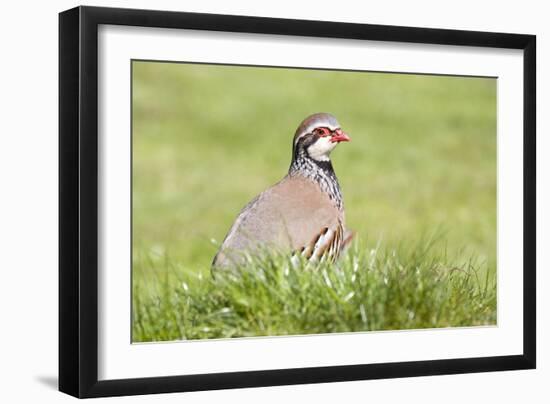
[131,60,497,343]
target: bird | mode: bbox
[212,112,353,269]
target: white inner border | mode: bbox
[98,25,524,381]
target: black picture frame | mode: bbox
[59,5,536,398]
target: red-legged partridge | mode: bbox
[213,113,353,268]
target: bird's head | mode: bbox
[292,113,351,163]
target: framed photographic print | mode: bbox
[59,5,536,398]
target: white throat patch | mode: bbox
[307,136,337,161]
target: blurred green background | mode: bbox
[132,61,496,291]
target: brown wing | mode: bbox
[213,175,344,268]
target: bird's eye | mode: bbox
[316,127,330,137]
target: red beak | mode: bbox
[330,129,351,143]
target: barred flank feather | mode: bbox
[294,221,346,263]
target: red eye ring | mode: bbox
[316,127,330,137]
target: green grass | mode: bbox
[132,238,496,342]
[132,61,497,341]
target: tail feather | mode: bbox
[341,229,355,252]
